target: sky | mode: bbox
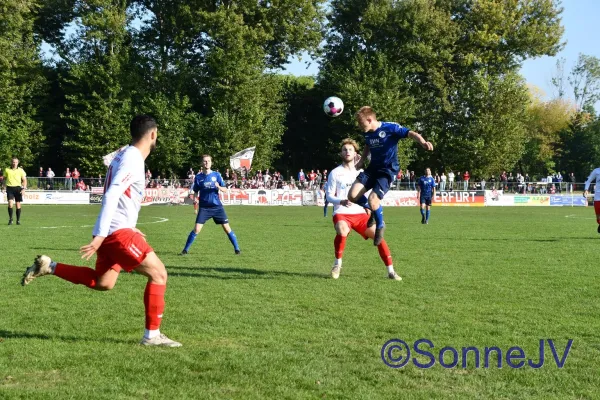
[283,0,600,111]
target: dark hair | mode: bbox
[130,115,157,142]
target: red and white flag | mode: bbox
[103,145,128,167]
[230,146,256,171]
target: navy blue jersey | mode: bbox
[418,176,436,198]
[364,122,410,176]
[193,171,225,207]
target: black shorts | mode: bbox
[6,186,23,202]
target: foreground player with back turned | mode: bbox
[326,139,401,281]
[417,168,436,224]
[584,166,600,233]
[348,106,433,245]
[21,115,181,347]
[181,155,240,255]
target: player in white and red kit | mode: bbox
[325,138,401,281]
[584,167,600,234]
[21,115,181,347]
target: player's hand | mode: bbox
[80,236,105,260]
[340,199,351,207]
[584,190,589,198]
[421,141,434,151]
[132,228,146,237]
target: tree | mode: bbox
[569,54,600,111]
[0,0,45,168]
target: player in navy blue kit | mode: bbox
[417,168,436,224]
[181,155,240,255]
[348,106,433,245]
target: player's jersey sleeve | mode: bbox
[192,174,201,192]
[584,169,600,190]
[325,170,342,205]
[217,173,225,187]
[388,122,410,139]
[95,152,139,237]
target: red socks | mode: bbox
[334,235,347,259]
[377,240,393,266]
[54,263,98,288]
[144,283,166,330]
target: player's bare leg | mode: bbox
[348,181,375,227]
[221,223,241,254]
[135,252,181,347]
[22,256,120,289]
[365,227,401,281]
[181,223,204,255]
[332,221,350,279]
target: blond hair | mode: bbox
[201,154,212,161]
[341,138,360,152]
[356,106,376,119]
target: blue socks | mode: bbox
[228,231,240,251]
[324,201,329,217]
[183,231,197,252]
[426,209,430,222]
[420,208,425,217]
[374,206,385,229]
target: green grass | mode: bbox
[1,205,600,399]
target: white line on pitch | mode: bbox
[39,217,169,229]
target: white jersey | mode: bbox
[584,168,600,201]
[93,146,146,237]
[325,165,367,216]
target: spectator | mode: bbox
[447,170,455,190]
[72,168,80,181]
[75,179,87,191]
[569,172,576,193]
[46,168,55,190]
[440,172,447,191]
[463,171,470,191]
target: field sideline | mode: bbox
[1,205,600,399]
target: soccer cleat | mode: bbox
[179,250,188,256]
[425,220,429,225]
[374,224,385,246]
[421,215,425,224]
[388,272,402,281]
[8,219,13,225]
[16,221,21,225]
[367,212,376,228]
[139,333,182,347]
[21,255,53,286]
[331,264,342,280]
[235,249,241,255]
[597,224,600,234]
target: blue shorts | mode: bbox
[196,206,229,225]
[356,169,393,200]
[420,196,432,206]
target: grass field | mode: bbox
[1,204,600,399]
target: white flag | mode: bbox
[230,146,256,171]
[103,145,128,167]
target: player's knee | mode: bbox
[96,281,116,291]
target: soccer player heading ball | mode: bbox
[325,139,401,281]
[348,106,433,245]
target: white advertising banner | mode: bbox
[0,191,90,205]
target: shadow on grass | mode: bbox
[0,330,133,344]
[167,265,329,280]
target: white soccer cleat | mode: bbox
[331,260,342,279]
[21,255,53,286]
[388,272,402,281]
[140,333,182,347]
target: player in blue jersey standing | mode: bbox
[348,106,433,245]
[181,155,240,255]
[417,168,436,224]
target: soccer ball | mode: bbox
[323,96,344,117]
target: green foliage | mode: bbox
[0,0,45,167]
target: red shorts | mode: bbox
[333,213,369,239]
[595,201,600,216]
[95,228,154,275]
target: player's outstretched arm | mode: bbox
[324,174,347,206]
[408,131,433,151]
